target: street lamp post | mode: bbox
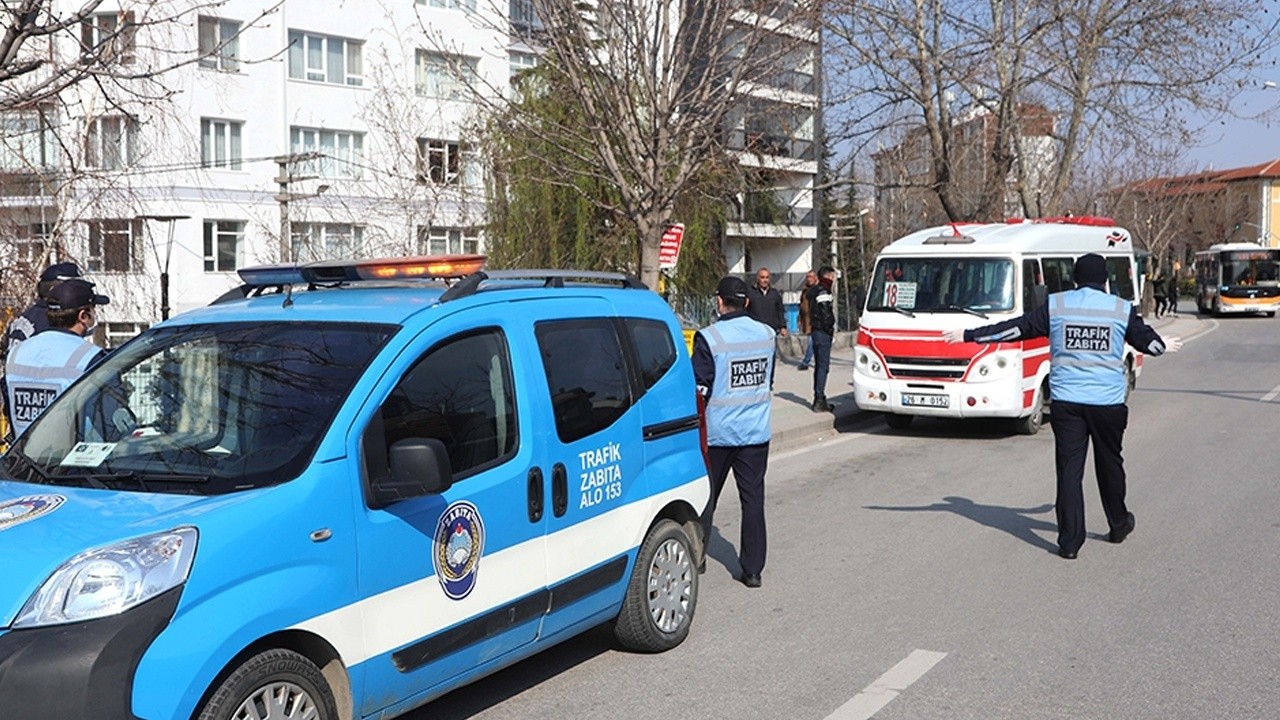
[138,214,190,321]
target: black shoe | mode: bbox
[1058,548,1078,560]
[698,557,706,574]
[797,363,809,371]
[812,396,832,413]
[741,573,762,588]
[1110,512,1136,544]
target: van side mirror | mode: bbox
[370,438,453,508]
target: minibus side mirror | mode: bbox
[371,438,454,508]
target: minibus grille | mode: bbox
[883,356,968,380]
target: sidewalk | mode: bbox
[765,306,1207,453]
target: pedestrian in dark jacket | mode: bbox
[1151,270,1167,319]
[746,268,787,337]
[1165,272,1179,316]
[804,266,837,412]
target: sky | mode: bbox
[1180,85,1280,172]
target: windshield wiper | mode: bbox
[5,453,50,485]
[942,304,989,319]
[884,306,916,318]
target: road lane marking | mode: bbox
[825,649,948,720]
[1262,382,1280,403]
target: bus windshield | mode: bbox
[867,257,1015,313]
[1223,250,1280,286]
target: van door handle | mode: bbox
[552,463,568,518]
[528,467,544,523]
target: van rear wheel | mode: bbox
[613,519,698,653]
[197,649,338,720]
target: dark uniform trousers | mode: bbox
[700,443,769,576]
[1050,400,1129,553]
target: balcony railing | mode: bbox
[730,195,816,227]
[725,129,816,161]
[750,68,816,95]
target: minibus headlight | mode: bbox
[854,348,888,379]
[970,352,1019,383]
[13,528,197,628]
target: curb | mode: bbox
[771,393,880,454]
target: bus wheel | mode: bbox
[1014,382,1048,435]
[885,414,914,430]
[1266,311,1276,318]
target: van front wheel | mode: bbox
[885,413,914,430]
[1014,382,1048,435]
[197,649,338,720]
[613,519,698,653]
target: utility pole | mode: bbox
[273,153,328,263]
[139,214,190,321]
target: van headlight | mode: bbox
[969,351,1019,383]
[854,348,888,379]
[13,527,197,628]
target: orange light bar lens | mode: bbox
[354,255,486,281]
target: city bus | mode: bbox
[1193,243,1280,316]
[853,217,1144,435]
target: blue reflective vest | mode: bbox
[700,316,775,446]
[1047,288,1130,405]
[5,330,100,437]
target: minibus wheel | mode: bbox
[613,519,698,653]
[198,649,338,720]
[1014,382,1048,435]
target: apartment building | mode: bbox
[721,4,821,308]
[1,0,509,339]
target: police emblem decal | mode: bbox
[433,501,485,600]
[0,494,67,532]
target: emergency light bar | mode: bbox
[236,255,487,287]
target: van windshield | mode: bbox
[867,257,1015,313]
[4,321,394,495]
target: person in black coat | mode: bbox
[746,267,787,337]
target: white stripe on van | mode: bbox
[291,476,709,667]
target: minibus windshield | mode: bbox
[867,257,1015,314]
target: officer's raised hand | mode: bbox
[1161,336,1183,353]
[942,328,965,344]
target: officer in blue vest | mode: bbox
[693,275,777,587]
[5,278,109,438]
[944,254,1181,559]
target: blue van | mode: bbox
[0,257,709,720]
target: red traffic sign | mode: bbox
[658,223,686,270]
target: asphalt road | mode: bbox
[414,310,1280,720]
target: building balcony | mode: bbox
[731,194,816,227]
[726,129,817,162]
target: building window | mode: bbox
[290,127,363,179]
[200,118,242,170]
[85,116,139,170]
[87,219,142,272]
[416,0,478,12]
[291,223,364,262]
[203,220,244,272]
[16,224,53,266]
[416,226,480,255]
[509,50,537,84]
[416,138,479,186]
[415,50,478,99]
[288,31,363,86]
[198,16,241,71]
[104,322,149,349]
[81,12,136,65]
[0,110,57,170]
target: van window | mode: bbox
[625,318,676,391]
[374,330,517,480]
[536,319,633,443]
[1105,257,1135,300]
[1022,258,1042,310]
[1042,257,1075,293]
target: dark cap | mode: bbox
[715,275,750,302]
[1073,254,1108,287]
[46,278,110,311]
[39,262,82,283]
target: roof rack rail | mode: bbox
[439,269,647,303]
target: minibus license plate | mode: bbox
[902,393,948,408]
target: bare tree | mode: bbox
[419,0,821,289]
[827,0,1280,227]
